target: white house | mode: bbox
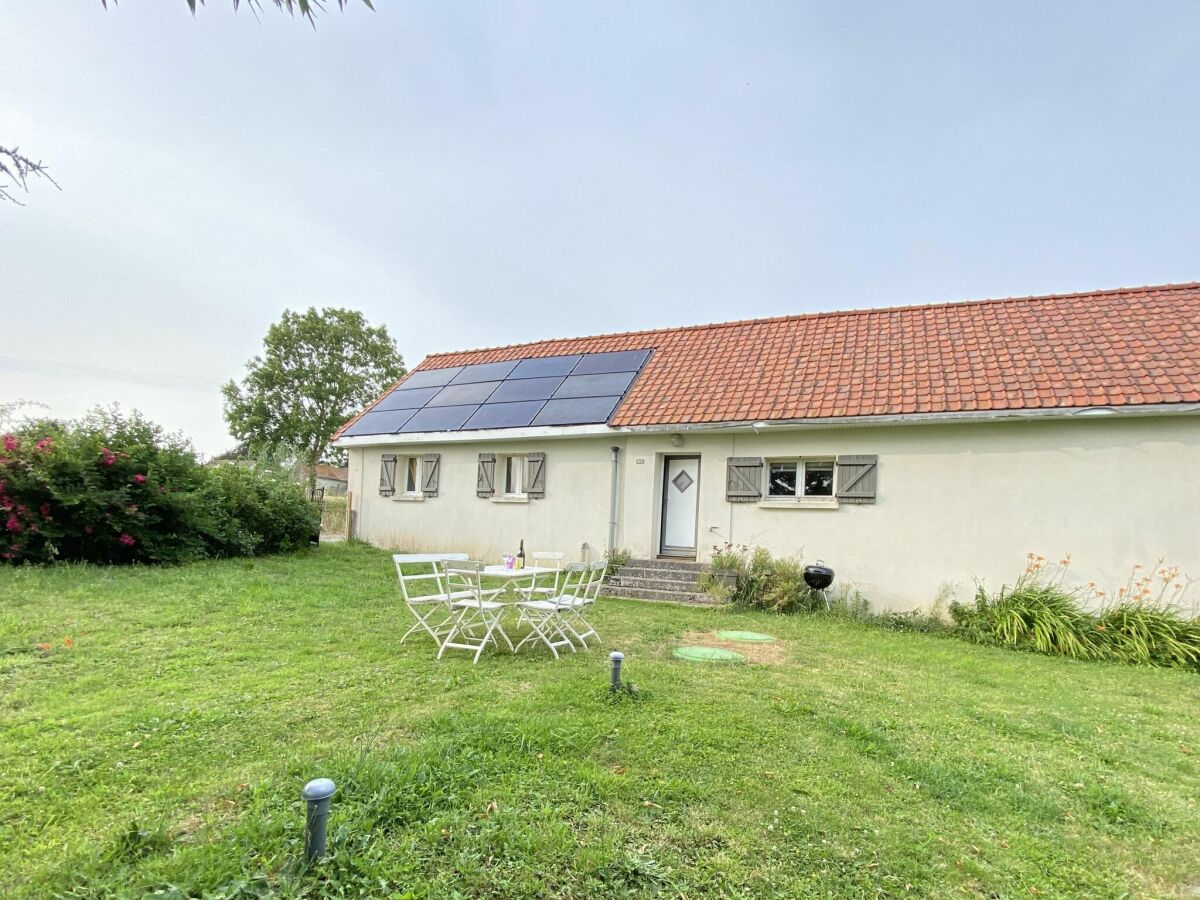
[333,283,1200,609]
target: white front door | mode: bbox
[660,456,700,557]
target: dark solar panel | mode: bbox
[488,376,564,403]
[341,408,415,436]
[571,349,652,375]
[373,386,442,411]
[342,348,652,435]
[509,354,583,379]
[450,360,519,384]
[532,396,622,426]
[396,367,463,389]
[398,405,479,433]
[426,381,501,407]
[463,401,545,430]
[552,371,637,399]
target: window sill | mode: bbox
[491,495,530,504]
[757,498,839,510]
[392,493,426,503]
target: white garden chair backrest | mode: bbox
[584,559,609,601]
[393,553,469,603]
[555,562,590,602]
[528,551,565,590]
[531,551,565,569]
[444,560,487,607]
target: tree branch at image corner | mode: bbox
[0,147,59,205]
[100,0,374,26]
[5,2,375,207]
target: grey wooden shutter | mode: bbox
[476,452,496,497]
[725,457,763,502]
[379,453,397,497]
[526,452,546,499]
[421,453,441,497]
[836,455,878,504]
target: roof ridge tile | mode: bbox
[418,281,1200,364]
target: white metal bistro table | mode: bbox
[438,563,562,663]
[480,564,564,657]
[477,566,561,609]
[480,564,559,582]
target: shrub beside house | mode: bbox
[0,409,317,564]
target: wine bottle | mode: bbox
[517,539,526,570]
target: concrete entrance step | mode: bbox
[626,557,709,573]
[608,575,706,593]
[603,585,721,606]
[610,567,702,586]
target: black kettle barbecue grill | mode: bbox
[802,561,835,609]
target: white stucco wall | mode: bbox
[346,438,620,563]
[346,414,1200,610]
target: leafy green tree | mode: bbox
[222,308,404,490]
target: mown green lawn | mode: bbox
[2,542,1198,898]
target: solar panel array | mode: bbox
[342,349,653,437]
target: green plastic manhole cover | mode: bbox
[673,646,745,663]
[715,630,776,643]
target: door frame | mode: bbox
[659,454,700,559]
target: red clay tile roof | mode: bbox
[337,282,1200,436]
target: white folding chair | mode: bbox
[393,553,469,645]
[514,561,583,659]
[438,561,514,664]
[556,559,606,648]
[514,551,566,628]
[518,551,565,600]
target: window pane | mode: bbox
[505,456,524,494]
[804,461,834,496]
[768,462,797,497]
[405,458,418,493]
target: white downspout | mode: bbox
[607,445,620,556]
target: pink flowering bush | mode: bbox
[0,407,317,565]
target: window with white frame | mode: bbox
[766,458,835,500]
[402,456,420,495]
[501,454,526,496]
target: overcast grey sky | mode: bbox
[2,2,1198,455]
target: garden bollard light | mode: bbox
[301,777,336,862]
[609,651,624,691]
